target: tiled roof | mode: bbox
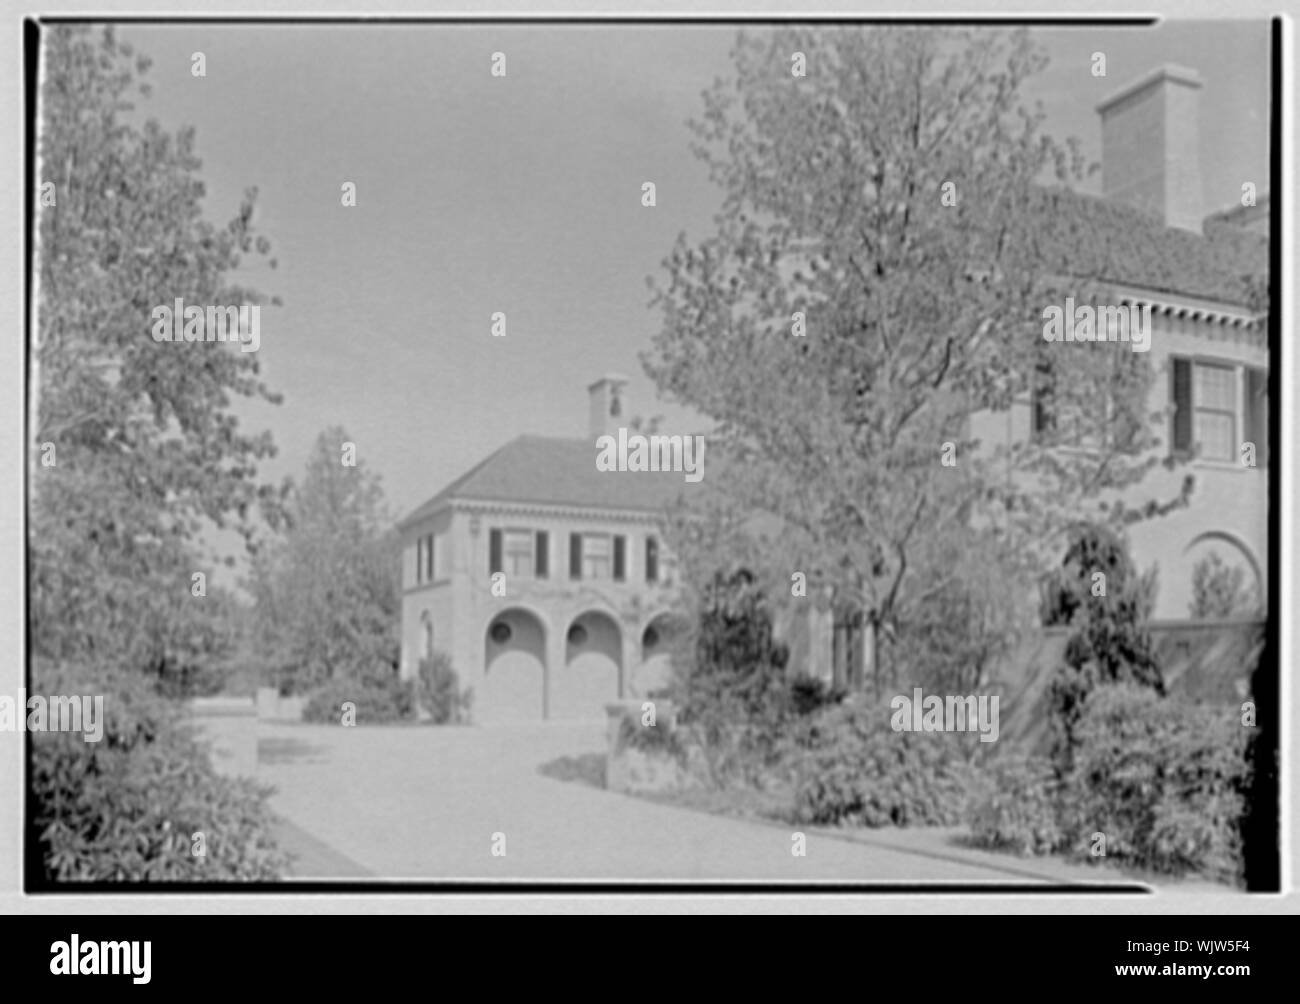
[400,435,691,526]
[1024,186,1268,308]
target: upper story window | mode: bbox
[582,534,610,580]
[503,529,534,577]
[1171,357,1267,465]
[568,532,626,581]
[488,527,550,580]
[645,536,660,583]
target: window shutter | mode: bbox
[569,533,582,580]
[489,528,502,575]
[1032,359,1056,438]
[1246,366,1268,467]
[535,531,549,579]
[646,536,659,583]
[613,535,626,581]
[1171,357,1193,454]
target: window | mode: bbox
[1171,358,1249,463]
[582,534,611,580]
[645,536,660,583]
[416,534,435,585]
[504,529,534,577]
[1193,363,1236,461]
[613,535,626,582]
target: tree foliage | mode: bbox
[29,26,287,880]
[250,427,401,696]
[643,27,1185,687]
[32,25,283,676]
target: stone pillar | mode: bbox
[545,618,568,720]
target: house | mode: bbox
[400,63,1269,720]
[969,63,1269,621]
[397,375,690,723]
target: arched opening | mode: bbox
[482,608,547,723]
[554,610,622,719]
[1184,533,1264,619]
[636,612,681,698]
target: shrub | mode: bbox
[302,668,415,724]
[1042,523,1163,774]
[791,702,971,828]
[673,569,794,784]
[29,661,290,882]
[1189,550,1261,618]
[786,675,846,717]
[618,712,686,761]
[1064,683,1248,884]
[416,652,472,724]
[967,755,1065,856]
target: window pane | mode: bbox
[583,534,611,579]
[1194,363,1235,411]
[504,530,533,578]
[1194,411,1235,461]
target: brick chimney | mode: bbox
[588,373,629,439]
[1096,64,1204,233]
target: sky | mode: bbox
[109,20,1271,580]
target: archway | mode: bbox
[553,610,622,719]
[1183,533,1264,618]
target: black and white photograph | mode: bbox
[7,7,1288,928]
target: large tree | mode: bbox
[645,27,1186,690]
[249,427,400,696]
[31,25,284,678]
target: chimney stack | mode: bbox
[588,374,629,439]
[1096,64,1205,233]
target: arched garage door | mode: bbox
[553,610,622,719]
[481,609,547,723]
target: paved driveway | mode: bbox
[258,721,1099,883]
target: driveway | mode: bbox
[257,720,1114,884]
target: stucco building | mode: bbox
[398,376,689,722]
[401,63,1269,720]
[969,64,1269,620]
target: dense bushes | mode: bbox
[967,755,1065,856]
[1042,523,1164,774]
[618,712,686,761]
[29,662,290,882]
[791,702,971,828]
[416,652,473,724]
[300,653,472,725]
[673,570,798,784]
[969,683,1249,883]
[1066,683,1247,883]
[302,667,415,724]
